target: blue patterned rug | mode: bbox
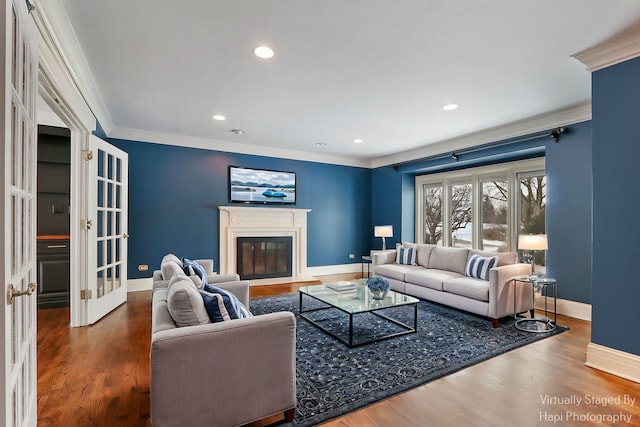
[250,293,567,427]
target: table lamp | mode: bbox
[518,234,548,275]
[374,225,393,250]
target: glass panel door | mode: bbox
[86,135,128,324]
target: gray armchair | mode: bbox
[150,255,296,426]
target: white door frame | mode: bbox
[33,6,96,327]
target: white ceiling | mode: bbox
[57,1,640,165]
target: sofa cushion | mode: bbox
[374,264,424,282]
[162,253,181,265]
[166,275,211,327]
[161,257,184,282]
[465,254,497,280]
[415,244,435,268]
[469,249,517,267]
[182,258,208,288]
[428,246,469,275]
[200,284,251,322]
[404,269,463,291]
[395,245,416,265]
[443,277,490,302]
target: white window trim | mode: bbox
[414,158,545,251]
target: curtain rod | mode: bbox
[390,127,568,171]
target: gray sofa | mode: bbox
[373,244,533,327]
[150,255,296,426]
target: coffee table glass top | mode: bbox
[298,279,418,314]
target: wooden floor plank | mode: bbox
[37,279,640,427]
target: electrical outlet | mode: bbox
[348,253,355,259]
[138,264,149,271]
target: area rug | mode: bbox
[250,293,567,427]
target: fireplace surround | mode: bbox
[218,206,311,279]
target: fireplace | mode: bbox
[218,206,311,279]
[237,237,292,280]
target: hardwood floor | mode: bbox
[37,277,640,427]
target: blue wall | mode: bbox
[591,56,640,356]
[107,139,372,279]
[370,126,593,305]
[545,121,592,304]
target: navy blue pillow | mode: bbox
[200,283,251,322]
[182,258,208,287]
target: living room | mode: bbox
[16,1,640,426]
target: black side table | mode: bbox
[361,255,372,278]
[512,275,557,333]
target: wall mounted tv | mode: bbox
[229,166,296,205]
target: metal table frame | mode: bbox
[299,290,418,348]
[512,276,557,333]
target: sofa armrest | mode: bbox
[215,280,250,308]
[207,273,241,284]
[488,263,534,319]
[152,270,163,282]
[372,250,396,266]
[151,312,296,427]
[194,259,214,275]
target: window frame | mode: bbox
[415,158,545,252]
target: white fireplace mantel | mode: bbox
[218,206,311,277]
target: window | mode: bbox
[481,177,508,252]
[415,159,545,252]
[422,183,443,245]
[450,182,472,248]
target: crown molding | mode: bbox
[370,103,592,169]
[572,22,640,72]
[34,0,114,133]
[108,126,373,169]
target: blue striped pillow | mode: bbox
[199,284,251,322]
[465,254,498,280]
[182,258,208,287]
[396,246,416,265]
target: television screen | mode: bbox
[229,166,296,205]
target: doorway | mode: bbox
[36,124,71,309]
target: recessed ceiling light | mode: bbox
[315,142,327,147]
[443,103,459,111]
[212,114,226,121]
[353,139,364,144]
[254,46,274,59]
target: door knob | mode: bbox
[6,283,37,305]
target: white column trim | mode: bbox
[586,343,640,384]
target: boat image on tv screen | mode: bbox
[229,166,296,205]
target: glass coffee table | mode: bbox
[298,279,419,347]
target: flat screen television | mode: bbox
[228,166,296,205]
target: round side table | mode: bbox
[512,275,557,333]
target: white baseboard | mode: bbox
[535,297,591,321]
[586,343,640,383]
[306,263,363,277]
[128,278,153,292]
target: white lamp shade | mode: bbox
[518,234,548,250]
[374,225,393,238]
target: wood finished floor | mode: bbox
[37,275,640,427]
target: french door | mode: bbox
[85,135,128,324]
[1,1,38,425]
